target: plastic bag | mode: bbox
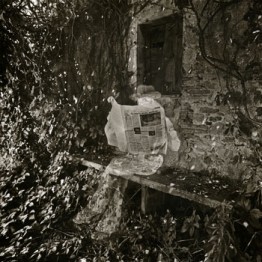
[105,96,180,154]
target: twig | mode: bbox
[177,238,194,243]
[125,187,142,204]
[244,232,257,252]
[118,236,130,248]
[192,249,204,255]
[49,226,75,238]
[190,0,262,127]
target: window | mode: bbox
[137,14,183,94]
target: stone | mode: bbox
[127,0,261,180]
[193,113,206,125]
[202,80,217,90]
[193,125,209,133]
[185,87,211,95]
[235,137,248,146]
[73,171,128,237]
[209,122,226,135]
[180,126,195,135]
[200,107,219,113]
[207,116,223,122]
[203,156,212,165]
[256,107,262,116]
[222,136,235,143]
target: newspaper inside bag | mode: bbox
[105,97,167,154]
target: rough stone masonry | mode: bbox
[128,0,262,180]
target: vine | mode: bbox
[188,0,262,127]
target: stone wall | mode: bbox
[129,1,262,179]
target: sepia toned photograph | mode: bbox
[0,0,261,261]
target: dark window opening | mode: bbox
[137,14,183,95]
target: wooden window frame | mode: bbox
[137,14,183,95]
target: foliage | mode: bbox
[202,181,262,261]
[189,0,262,201]
[0,160,202,262]
[0,0,133,162]
[0,152,101,261]
[181,209,200,238]
[189,0,262,127]
[204,205,236,262]
[233,179,262,260]
[1,0,262,261]
[1,153,260,262]
[112,209,202,261]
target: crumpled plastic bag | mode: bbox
[105,96,180,154]
[166,117,181,151]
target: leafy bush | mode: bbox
[0,152,100,261]
[204,205,236,262]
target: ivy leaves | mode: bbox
[181,209,200,237]
[0,153,100,261]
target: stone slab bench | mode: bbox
[76,158,241,212]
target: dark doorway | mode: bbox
[137,14,183,94]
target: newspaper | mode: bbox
[105,154,164,176]
[105,97,167,154]
[104,96,180,176]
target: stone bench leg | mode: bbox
[141,185,148,214]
